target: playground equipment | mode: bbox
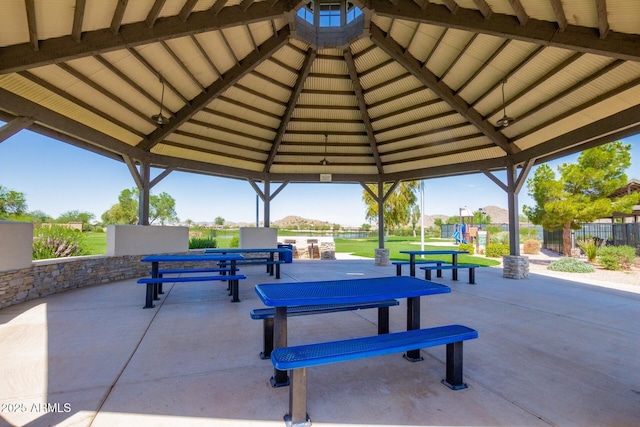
[453,223,467,244]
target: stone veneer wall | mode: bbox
[502,255,530,279]
[0,252,210,309]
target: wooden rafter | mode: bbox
[370,23,515,155]
[72,0,87,42]
[139,27,291,151]
[345,49,383,173]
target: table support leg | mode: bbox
[271,307,290,387]
[403,296,423,362]
[286,368,311,427]
[441,341,467,390]
[409,255,416,277]
[230,260,240,303]
[452,255,459,281]
[378,307,390,334]
[143,283,155,309]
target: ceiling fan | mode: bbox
[320,134,329,166]
[151,76,169,126]
[495,79,515,128]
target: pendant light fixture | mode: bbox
[495,79,515,128]
[320,134,329,166]
[152,75,169,126]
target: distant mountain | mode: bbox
[272,215,332,228]
[199,206,510,229]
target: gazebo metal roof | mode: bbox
[1,0,639,187]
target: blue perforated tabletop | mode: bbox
[254,276,450,307]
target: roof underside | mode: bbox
[1,0,639,185]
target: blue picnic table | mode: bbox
[140,253,244,307]
[255,276,451,387]
[399,250,469,280]
[204,247,292,278]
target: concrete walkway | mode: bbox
[1,259,638,427]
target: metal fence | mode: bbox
[440,222,639,255]
[544,223,640,255]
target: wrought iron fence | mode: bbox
[544,223,640,255]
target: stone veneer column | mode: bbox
[502,255,529,279]
[375,248,390,266]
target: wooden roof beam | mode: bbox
[72,0,87,42]
[139,26,291,151]
[0,2,290,74]
[345,48,384,173]
[370,23,515,155]
[371,0,640,62]
[550,0,568,32]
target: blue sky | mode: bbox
[0,126,638,226]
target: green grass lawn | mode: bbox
[335,236,500,267]
[84,232,107,255]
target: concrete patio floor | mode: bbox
[1,259,639,427]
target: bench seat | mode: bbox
[219,258,285,279]
[420,264,480,284]
[271,325,478,426]
[391,260,449,276]
[137,274,246,307]
[152,267,238,276]
[250,300,400,359]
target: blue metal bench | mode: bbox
[392,260,449,276]
[271,324,478,426]
[137,274,246,307]
[250,299,400,359]
[420,264,481,284]
[150,267,240,295]
[218,258,286,279]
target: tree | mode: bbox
[214,216,225,226]
[0,185,28,219]
[523,142,640,256]
[409,205,421,237]
[57,210,95,230]
[362,181,419,233]
[149,192,178,225]
[101,188,178,225]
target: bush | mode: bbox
[597,245,637,271]
[458,242,474,255]
[523,239,541,254]
[548,257,596,273]
[189,237,217,249]
[485,243,509,258]
[490,231,510,245]
[519,228,539,241]
[229,236,240,248]
[33,226,88,260]
[577,238,600,262]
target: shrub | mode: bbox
[490,231,510,245]
[485,243,509,258]
[458,242,474,255]
[577,238,600,262]
[229,236,240,248]
[548,257,595,273]
[33,226,88,260]
[597,245,637,271]
[519,228,539,241]
[523,239,541,254]
[189,237,217,249]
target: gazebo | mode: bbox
[1,0,640,276]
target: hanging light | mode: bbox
[151,75,169,126]
[495,79,515,128]
[320,134,329,166]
